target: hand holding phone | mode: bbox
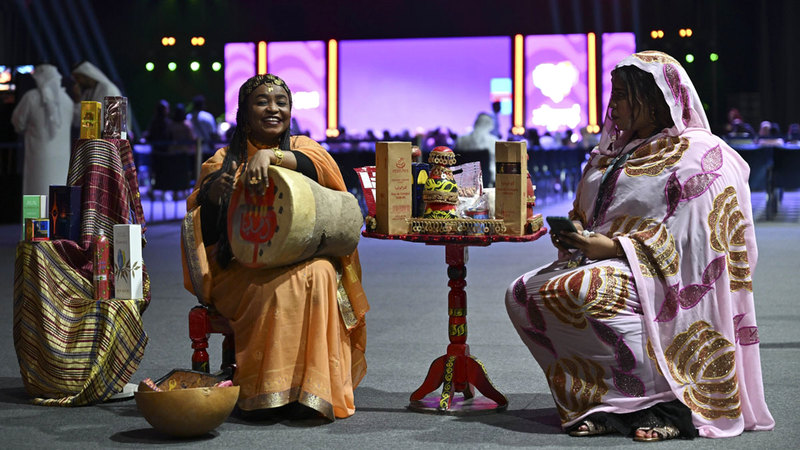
[546,216,578,235]
[546,216,579,250]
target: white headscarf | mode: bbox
[457,113,498,150]
[71,61,115,88]
[597,50,709,157]
[32,64,64,139]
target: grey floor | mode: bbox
[1,193,798,449]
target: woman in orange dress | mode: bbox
[181,74,368,420]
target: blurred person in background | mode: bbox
[12,63,74,196]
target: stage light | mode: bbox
[145,62,155,71]
[685,54,695,63]
[513,34,524,134]
[190,61,200,71]
[326,39,339,137]
[258,41,267,75]
[587,32,598,133]
[191,36,206,46]
[162,36,176,46]
[710,53,719,62]
[651,30,664,39]
[211,61,222,72]
[168,62,177,71]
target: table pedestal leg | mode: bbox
[408,244,507,414]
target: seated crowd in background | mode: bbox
[722,107,798,146]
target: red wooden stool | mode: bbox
[188,305,236,374]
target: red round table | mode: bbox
[362,225,547,414]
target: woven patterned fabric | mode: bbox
[13,138,150,406]
[67,138,147,247]
[13,241,148,406]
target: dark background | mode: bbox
[2,0,798,137]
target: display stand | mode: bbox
[13,138,149,406]
[362,225,547,414]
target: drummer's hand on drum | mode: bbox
[246,149,273,195]
[208,161,237,206]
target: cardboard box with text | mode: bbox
[494,141,528,235]
[22,195,47,240]
[375,141,412,235]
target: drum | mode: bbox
[227,166,363,269]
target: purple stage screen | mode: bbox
[268,41,326,140]
[224,42,256,124]
[524,34,588,134]
[601,32,637,123]
[339,36,511,139]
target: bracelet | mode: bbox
[272,148,284,166]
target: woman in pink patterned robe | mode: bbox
[505,51,774,441]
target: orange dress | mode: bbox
[181,136,368,419]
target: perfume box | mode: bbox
[25,219,50,241]
[494,141,528,235]
[375,141,412,234]
[113,224,143,299]
[49,185,82,242]
[22,195,47,240]
[102,96,128,140]
[79,101,102,139]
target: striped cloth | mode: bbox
[14,242,148,406]
[67,138,147,248]
[13,138,150,406]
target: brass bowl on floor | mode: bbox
[134,370,239,438]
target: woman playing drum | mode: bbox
[181,74,369,421]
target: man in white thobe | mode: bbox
[12,64,74,196]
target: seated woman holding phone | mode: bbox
[505,51,774,442]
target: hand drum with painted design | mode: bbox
[227,166,363,269]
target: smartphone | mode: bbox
[546,216,578,235]
[546,216,578,249]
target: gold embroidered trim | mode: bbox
[238,386,336,420]
[407,218,507,235]
[336,270,358,330]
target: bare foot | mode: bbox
[634,428,658,440]
[633,424,679,442]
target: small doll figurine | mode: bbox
[422,146,459,220]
